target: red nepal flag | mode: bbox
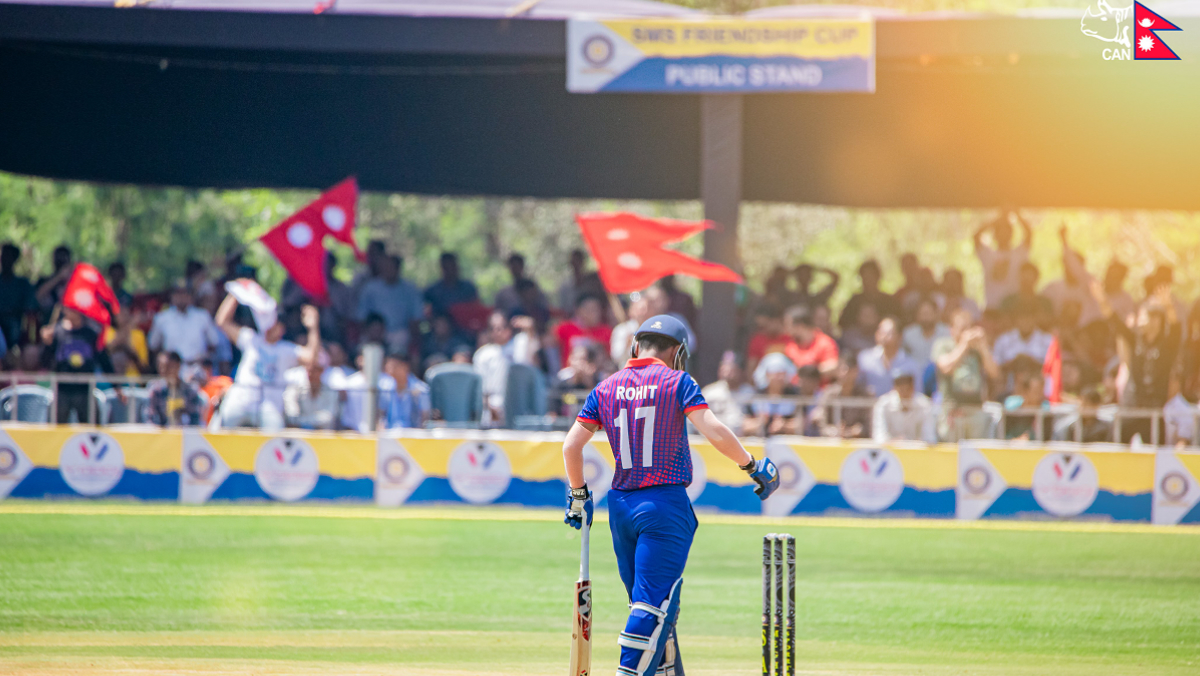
[1134,2,1181,60]
[315,177,365,262]
[62,263,120,326]
[260,210,331,304]
[575,212,744,294]
[1043,335,1062,404]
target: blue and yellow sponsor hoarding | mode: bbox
[567,18,875,93]
[0,426,1191,525]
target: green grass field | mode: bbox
[0,502,1198,675]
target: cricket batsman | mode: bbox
[562,315,781,676]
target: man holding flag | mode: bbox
[39,263,119,423]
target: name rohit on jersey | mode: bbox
[615,385,659,401]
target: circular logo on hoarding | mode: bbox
[254,438,319,502]
[1161,471,1189,502]
[1031,452,1098,517]
[186,449,216,481]
[59,432,124,497]
[765,439,804,492]
[381,454,410,484]
[839,448,905,513]
[582,35,614,67]
[963,465,992,495]
[0,447,17,475]
[448,441,512,505]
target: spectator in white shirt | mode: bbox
[902,297,950,367]
[214,294,321,431]
[283,362,338,430]
[974,211,1032,310]
[701,352,756,435]
[857,317,922,397]
[1043,227,1101,327]
[992,298,1053,376]
[148,284,221,377]
[872,372,936,443]
[356,254,423,355]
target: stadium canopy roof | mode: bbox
[1,0,1198,210]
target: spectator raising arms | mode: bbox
[214,295,321,431]
[974,210,1032,310]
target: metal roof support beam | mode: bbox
[698,93,742,385]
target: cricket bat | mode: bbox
[569,522,592,676]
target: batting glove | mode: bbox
[742,456,780,500]
[564,484,594,529]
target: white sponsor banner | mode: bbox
[180,431,231,505]
[448,441,512,505]
[1152,450,1200,525]
[956,444,1008,520]
[0,429,33,499]
[762,438,816,517]
[59,432,124,497]
[838,447,904,513]
[1031,451,1098,517]
[686,447,707,503]
[375,437,426,508]
[254,437,319,502]
[581,443,614,505]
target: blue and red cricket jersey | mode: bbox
[577,357,708,491]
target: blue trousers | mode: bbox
[608,485,697,675]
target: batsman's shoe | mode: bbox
[744,456,780,500]
[565,484,594,529]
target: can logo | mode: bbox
[447,441,512,504]
[254,438,319,502]
[838,448,905,513]
[59,432,125,497]
[1031,452,1099,517]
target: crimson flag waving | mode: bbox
[1134,2,1181,60]
[1043,335,1062,404]
[260,213,331,304]
[62,263,120,326]
[575,212,744,294]
[259,177,362,304]
[315,177,365,262]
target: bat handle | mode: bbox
[579,521,590,581]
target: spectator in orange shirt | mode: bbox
[196,358,233,425]
[784,304,839,380]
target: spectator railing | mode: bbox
[0,372,1195,446]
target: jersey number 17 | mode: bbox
[614,406,656,469]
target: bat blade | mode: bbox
[568,579,592,676]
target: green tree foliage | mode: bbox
[3,172,1199,316]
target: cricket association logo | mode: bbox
[0,446,18,476]
[447,441,512,504]
[59,432,125,496]
[1031,452,1099,517]
[838,448,905,513]
[962,465,993,495]
[254,438,319,502]
[1081,1,1182,61]
[1160,471,1189,502]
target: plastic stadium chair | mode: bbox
[427,365,483,426]
[504,363,547,429]
[0,385,54,423]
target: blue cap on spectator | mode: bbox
[634,315,689,347]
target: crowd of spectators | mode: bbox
[2,210,1199,445]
